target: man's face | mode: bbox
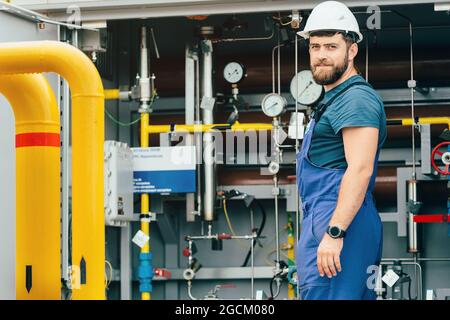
[309,33,353,85]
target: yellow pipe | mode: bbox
[0,41,105,299]
[104,89,120,100]
[287,221,295,300]
[140,112,151,300]
[400,117,450,129]
[144,121,273,135]
[0,74,60,300]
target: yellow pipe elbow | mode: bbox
[0,41,105,300]
[0,74,60,300]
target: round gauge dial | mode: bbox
[261,93,287,117]
[223,62,245,84]
[290,70,323,105]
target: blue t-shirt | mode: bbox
[308,75,387,169]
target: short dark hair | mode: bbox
[309,30,357,47]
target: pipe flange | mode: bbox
[183,268,195,281]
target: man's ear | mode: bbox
[348,43,358,61]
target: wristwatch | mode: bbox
[327,226,346,239]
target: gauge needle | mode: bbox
[268,102,278,109]
[298,81,313,97]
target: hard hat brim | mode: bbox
[297,29,363,43]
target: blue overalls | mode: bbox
[296,81,383,300]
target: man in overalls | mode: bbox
[295,1,387,300]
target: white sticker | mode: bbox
[381,269,400,287]
[200,96,216,111]
[132,230,150,248]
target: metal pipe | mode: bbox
[407,179,419,253]
[187,234,255,241]
[194,51,203,221]
[271,43,284,94]
[409,21,417,180]
[201,39,216,222]
[187,280,198,300]
[251,234,255,300]
[277,30,281,95]
[365,37,369,81]
[138,26,153,301]
[139,26,151,112]
[0,74,60,299]
[61,75,70,288]
[213,28,274,43]
[274,174,280,270]
[145,122,273,134]
[0,40,105,299]
[382,257,450,262]
[294,31,301,300]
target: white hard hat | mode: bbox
[297,1,363,43]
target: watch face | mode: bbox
[329,226,341,237]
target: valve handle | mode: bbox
[431,142,450,175]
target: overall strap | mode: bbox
[313,81,373,122]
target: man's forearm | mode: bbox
[329,167,372,230]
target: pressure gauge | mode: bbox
[261,93,287,117]
[223,62,245,84]
[290,70,323,105]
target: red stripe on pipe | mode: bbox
[413,214,450,223]
[16,132,60,148]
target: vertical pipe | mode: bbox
[140,112,152,301]
[61,78,70,285]
[274,174,280,268]
[138,26,153,300]
[251,235,254,300]
[195,51,203,228]
[365,37,369,81]
[294,29,300,300]
[1,74,60,299]
[0,41,106,300]
[200,39,216,222]
[250,207,254,300]
[287,213,295,299]
[185,45,196,222]
[409,22,416,180]
[407,179,419,253]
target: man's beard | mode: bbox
[311,52,349,85]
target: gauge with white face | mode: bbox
[261,93,286,117]
[290,70,323,105]
[223,62,245,84]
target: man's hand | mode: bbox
[317,234,343,278]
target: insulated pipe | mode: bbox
[0,74,60,300]
[0,41,105,299]
[200,39,216,222]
